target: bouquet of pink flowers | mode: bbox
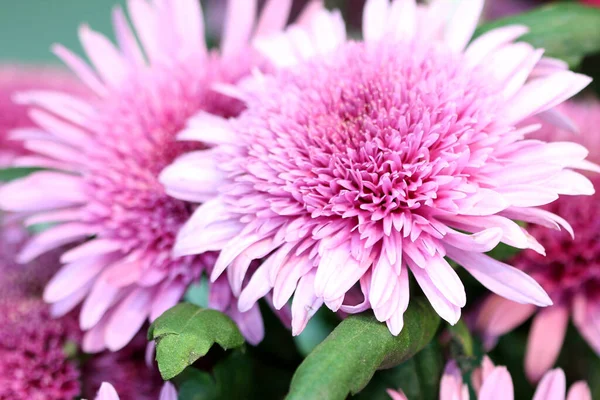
[1,1,600,399]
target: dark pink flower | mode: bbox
[0,297,81,400]
[0,0,314,351]
[163,0,594,336]
[476,99,600,382]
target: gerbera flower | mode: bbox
[475,99,600,382]
[95,381,176,400]
[388,357,591,400]
[0,65,85,167]
[163,0,594,336]
[0,297,81,400]
[0,0,316,351]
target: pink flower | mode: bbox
[0,297,81,400]
[95,381,177,400]
[163,0,593,336]
[0,66,85,167]
[389,357,592,400]
[0,0,311,351]
[475,100,600,382]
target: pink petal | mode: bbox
[159,382,178,400]
[105,288,152,351]
[80,278,122,330]
[171,0,206,57]
[478,367,514,400]
[476,295,536,340]
[465,25,529,68]
[150,281,186,321]
[44,255,110,303]
[363,0,388,43]
[387,0,417,41]
[445,247,552,307]
[532,369,566,400]
[0,172,87,212]
[112,6,145,66]
[443,0,484,52]
[566,382,592,400]
[255,0,293,37]
[60,238,122,264]
[409,260,461,324]
[291,269,323,335]
[525,306,569,383]
[222,0,257,58]
[387,389,409,400]
[95,382,120,400]
[127,0,160,62]
[18,223,94,263]
[52,44,108,96]
[50,280,93,317]
[78,25,128,86]
[178,112,237,144]
[229,303,264,345]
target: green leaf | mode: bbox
[176,368,218,400]
[148,303,245,380]
[474,3,600,68]
[0,167,40,182]
[286,299,440,400]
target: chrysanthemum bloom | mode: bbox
[163,0,594,336]
[475,100,600,382]
[95,381,176,400]
[0,0,318,351]
[81,333,163,400]
[0,297,81,400]
[388,357,591,400]
[0,66,85,167]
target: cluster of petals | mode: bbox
[95,381,176,400]
[388,357,591,400]
[0,0,316,351]
[476,99,600,382]
[164,0,595,336]
[0,297,81,400]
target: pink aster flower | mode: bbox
[475,99,600,382]
[0,297,81,400]
[388,357,592,400]
[0,0,316,351]
[163,0,594,336]
[95,381,177,400]
[0,65,85,167]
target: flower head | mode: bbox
[0,66,85,167]
[164,0,594,336]
[0,297,81,400]
[0,0,313,351]
[388,357,592,400]
[475,99,600,382]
